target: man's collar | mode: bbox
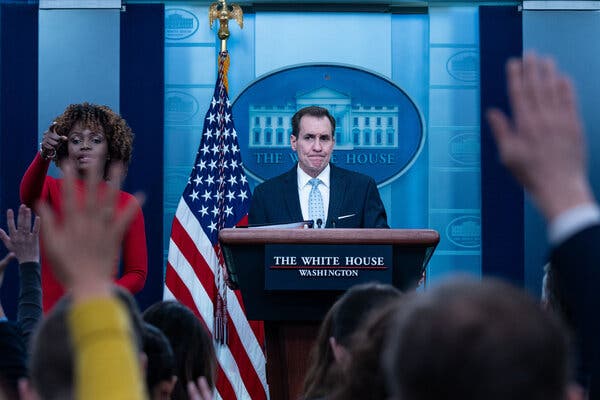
[297,164,331,188]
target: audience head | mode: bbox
[142,300,216,400]
[143,323,177,400]
[330,300,403,400]
[383,277,574,400]
[24,287,144,400]
[302,282,402,400]
[51,102,134,178]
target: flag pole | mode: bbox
[209,0,244,345]
[166,4,268,397]
[209,0,244,53]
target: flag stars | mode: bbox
[211,97,218,108]
[203,128,213,139]
[230,160,238,170]
[189,190,199,201]
[226,190,236,201]
[224,113,231,123]
[197,160,207,171]
[199,205,209,217]
[238,190,248,201]
[207,112,216,123]
[240,175,248,185]
[193,175,202,186]
[207,220,217,232]
[201,144,210,155]
[209,160,217,170]
[206,175,215,186]
[228,175,238,186]
[211,144,220,155]
[201,190,212,202]
[231,144,239,154]
[211,205,220,217]
[224,205,234,217]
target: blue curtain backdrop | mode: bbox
[0,3,38,319]
[120,3,165,312]
[479,5,523,286]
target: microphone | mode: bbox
[316,218,323,229]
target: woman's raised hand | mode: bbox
[40,122,67,160]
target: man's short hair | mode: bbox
[291,106,336,138]
[383,277,571,400]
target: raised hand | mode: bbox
[40,122,67,160]
[36,160,143,301]
[486,53,593,221]
[0,205,40,264]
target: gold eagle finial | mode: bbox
[209,0,243,51]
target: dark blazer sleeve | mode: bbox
[551,224,600,394]
[248,183,268,225]
[17,262,42,348]
[363,177,389,229]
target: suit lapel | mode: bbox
[327,165,347,227]
[283,166,303,222]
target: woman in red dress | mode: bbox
[20,103,147,312]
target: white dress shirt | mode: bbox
[297,164,330,223]
[548,203,600,245]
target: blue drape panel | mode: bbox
[120,3,165,311]
[0,3,38,319]
[479,6,524,285]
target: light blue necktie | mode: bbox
[308,178,325,229]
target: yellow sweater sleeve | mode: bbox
[68,297,147,400]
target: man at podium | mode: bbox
[248,106,389,229]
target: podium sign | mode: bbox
[265,244,392,290]
[219,228,439,321]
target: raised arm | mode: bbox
[20,124,67,207]
[0,205,42,345]
[486,54,593,220]
[486,53,600,395]
[20,153,52,208]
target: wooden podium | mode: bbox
[219,228,439,400]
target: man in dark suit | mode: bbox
[487,53,597,399]
[249,106,388,229]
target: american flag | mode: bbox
[164,51,268,400]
